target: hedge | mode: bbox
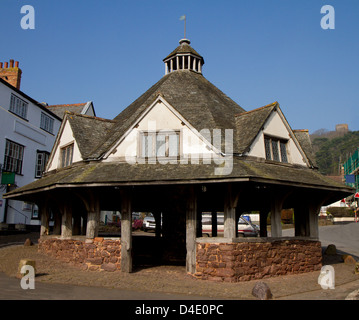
[326,207,354,217]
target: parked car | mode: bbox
[142,215,156,231]
[132,218,143,230]
[142,213,163,232]
[237,216,259,237]
[202,214,259,237]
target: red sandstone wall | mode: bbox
[38,237,322,282]
[38,237,121,271]
[195,240,322,282]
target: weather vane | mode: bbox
[179,15,186,38]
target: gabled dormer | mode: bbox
[46,113,115,172]
[235,102,311,167]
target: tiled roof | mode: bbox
[89,70,246,159]
[3,69,354,201]
[65,113,115,159]
[163,41,204,62]
[235,102,277,154]
[47,103,87,119]
[293,129,317,168]
[4,157,353,202]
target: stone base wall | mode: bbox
[195,239,322,282]
[38,237,121,271]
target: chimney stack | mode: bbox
[0,59,22,90]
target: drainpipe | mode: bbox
[2,185,9,223]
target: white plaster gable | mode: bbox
[104,96,220,162]
[246,108,309,166]
[46,119,82,171]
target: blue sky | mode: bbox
[1,0,358,134]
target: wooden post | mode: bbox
[39,203,50,237]
[86,209,100,239]
[224,207,236,238]
[53,207,62,235]
[224,184,240,239]
[75,190,100,239]
[153,211,162,238]
[121,189,132,273]
[61,204,72,239]
[309,203,321,239]
[186,186,197,274]
[270,198,282,238]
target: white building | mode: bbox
[0,60,94,227]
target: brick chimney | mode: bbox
[0,59,22,90]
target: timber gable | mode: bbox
[46,112,115,171]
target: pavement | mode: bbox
[1,269,358,301]
[0,272,210,300]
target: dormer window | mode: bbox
[264,136,288,163]
[140,131,180,158]
[60,143,74,168]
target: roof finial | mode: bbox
[179,15,186,39]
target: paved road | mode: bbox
[281,222,359,257]
[318,223,359,258]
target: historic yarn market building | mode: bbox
[4,38,353,281]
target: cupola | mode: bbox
[163,39,205,75]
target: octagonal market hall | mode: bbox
[4,38,353,282]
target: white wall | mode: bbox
[0,83,61,225]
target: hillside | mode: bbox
[310,130,359,175]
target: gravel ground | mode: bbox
[0,232,358,300]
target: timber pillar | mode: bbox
[76,190,100,239]
[52,207,62,235]
[120,189,133,273]
[186,186,197,274]
[224,184,240,238]
[61,202,73,239]
[39,200,50,236]
[309,203,320,239]
[270,198,283,237]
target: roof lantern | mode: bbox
[163,38,205,75]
